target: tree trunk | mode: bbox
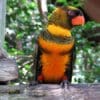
[84,0,100,22]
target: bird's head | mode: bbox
[48,5,85,29]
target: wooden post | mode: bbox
[0,0,18,82]
[0,0,6,48]
[0,0,8,58]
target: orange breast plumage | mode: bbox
[38,36,74,82]
[38,24,74,82]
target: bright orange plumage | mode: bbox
[34,6,85,83]
[38,25,74,83]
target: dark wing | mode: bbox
[33,40,42,81]
[66,45,76,83]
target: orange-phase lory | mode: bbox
[33,3,85,87]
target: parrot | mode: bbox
[32,3,85,87]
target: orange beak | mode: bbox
[71,16,85,26]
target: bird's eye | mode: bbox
[67,10,76,17]
[68,9,82,17]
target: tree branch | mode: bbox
[37,0,48,24]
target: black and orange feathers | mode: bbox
[34,6,85,84]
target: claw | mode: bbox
[37,74,44,83]
[29,81,39,87]
[61,80,70,89]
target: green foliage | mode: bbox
[56,0,67,6]
[67,0,84,7]
[6,0,42,55]
[6,0,42,83]
[72,22,100,83]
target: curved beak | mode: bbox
[71,15,85,26]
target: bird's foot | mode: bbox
[37,74,44,83]
[29,81,39,87]
[60,80,70,89]
[29,74,44,87]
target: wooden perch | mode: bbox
[0,84,100,100]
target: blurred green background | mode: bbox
[5,0,100,84]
